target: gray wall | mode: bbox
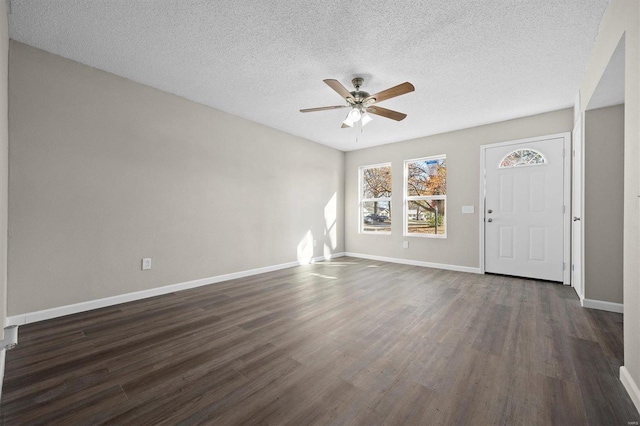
[0,1,7,338]
[8,42,344,316]
[345,109,573,269]
[584,104,624,304]
[579,0,640,403]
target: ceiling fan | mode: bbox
[300,78,415,128]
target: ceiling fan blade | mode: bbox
[341,123,351,128]
[365,82,415,104]
[300,105,348,113]
[366,106,407,121]
[324,79,356,102]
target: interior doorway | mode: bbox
[575,35,625,311]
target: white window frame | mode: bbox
[359,162,392,235]
[404,155,447,238]
[498,148,547,168]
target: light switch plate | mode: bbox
[462,205,475,214]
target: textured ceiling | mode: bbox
[8,0,609,151]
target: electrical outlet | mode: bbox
[142,258,152,270]
[403,241,409,249]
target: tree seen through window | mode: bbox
[360,164,392,233]
[405,156,446,236]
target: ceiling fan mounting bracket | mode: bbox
[351,77,364,90]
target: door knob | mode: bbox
[487,209,493,214]
[487,218,493,222]
[573,217,581,221]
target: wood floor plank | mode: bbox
[570,336,639,425]
[1,257,638,424]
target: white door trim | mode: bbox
[571,114,585,298]
[479,132,571,284]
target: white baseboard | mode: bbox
[310,252,345,263]
[581,298,624,313]
[620,366,640,414]
[343,252,481,274]
[7,252,346,327]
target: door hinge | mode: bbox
[563,262,565,271]
[563,205,566,214]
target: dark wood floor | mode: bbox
[1,257,638,425]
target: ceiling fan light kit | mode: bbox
[361,111,373,126]
[343,107,362,127]
[301,77,415,130]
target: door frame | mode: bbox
[479,132,571,284]
[571,114,585,299]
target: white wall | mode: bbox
[345,109,572,269]
[579,0,640,410]
[584,104,625,304]
[7,42,344,316]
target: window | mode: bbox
[405,155,446,237]
[499,149,546,168]
[359,163,392,233]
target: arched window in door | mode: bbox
[499,149,547,168]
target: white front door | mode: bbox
[484,137,566,282]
